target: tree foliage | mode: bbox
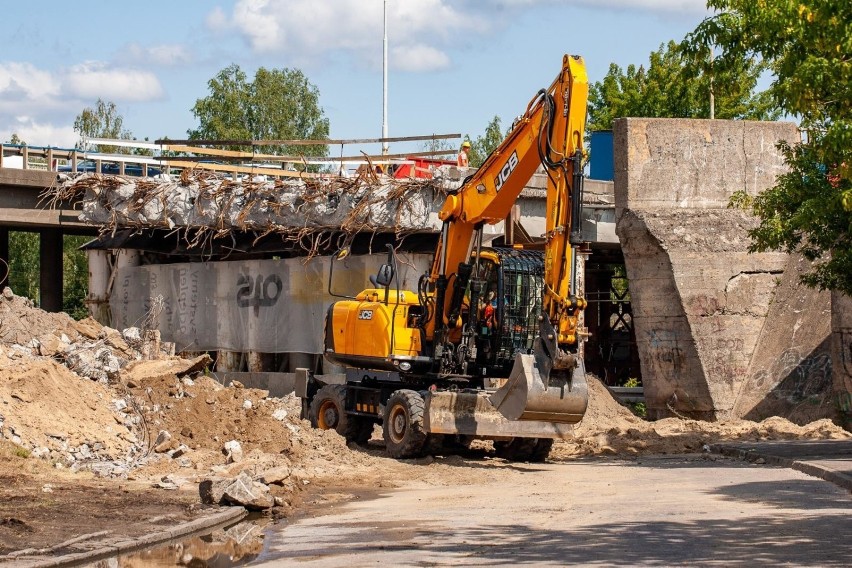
[7,133,25,145]
[7,232,38,301]
[467,115,505,168]
[5,233,89,319]
[588,40,778,132]
[696,1,852,294]
[73,99,132,153]
[189,64,330,158]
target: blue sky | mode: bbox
[0,0,710,157]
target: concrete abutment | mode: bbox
[614,117,843,423]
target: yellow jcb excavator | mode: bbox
[296,54,590,461]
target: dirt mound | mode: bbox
[550,375,850,459]
[121,362,376,484]
[0,355,135,462]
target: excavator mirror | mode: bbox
[373,264,394,287]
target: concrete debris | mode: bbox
[257,465,291,485]
[221,473,274,510]
[153,430,172,448]
[198,477,232,505]
[51,169,467,245]
[272,408,288,421]
[223,440,243,463]
[242,400,253,410]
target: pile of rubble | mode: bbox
[0,286,362,510]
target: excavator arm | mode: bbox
[425,54,589,423]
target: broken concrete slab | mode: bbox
[198,477,232,505]
[222,473,274,510]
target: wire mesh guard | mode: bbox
[495,249,544,364]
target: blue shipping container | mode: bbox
[590,130,614,181]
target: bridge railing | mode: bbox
[0,135,462,180]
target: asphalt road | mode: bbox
[254,455,851,567]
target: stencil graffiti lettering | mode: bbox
[237,274,284,309]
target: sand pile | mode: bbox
[550,375,850,459]
[0,356,136,462]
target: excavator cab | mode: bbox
[469,249,588,424]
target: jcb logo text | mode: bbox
[495,151,519,192]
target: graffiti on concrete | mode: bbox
[747,347,833,403]
[643,328,686,377]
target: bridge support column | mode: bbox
[39,229,63,312]
[0,227,8,290]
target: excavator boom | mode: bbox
[429,54,590,424]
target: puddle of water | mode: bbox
[85,513,274,567]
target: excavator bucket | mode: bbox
[489,353,588,424]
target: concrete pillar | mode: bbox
[0,227,8,290]
[115,249,141,271]
[217,350,243,371]
[86,249,111,324]
[39,228,63,312]
[288,352,317,373]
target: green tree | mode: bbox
[467,115,505,168]
[697,1,852,294]
[63,236,90,320]
[7,133,25,145]
[588,40,778,132]
[73,99,133,153]
[189,64,330,159]
[7,232,38,301]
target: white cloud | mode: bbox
[1,118,78,148]
[206,6,229,32]
[0,62,60,103]
[208,0,480,70]
[209,0,706,71]
[490,0,706,13]
[0,61,165,147]
[118,43,194,67]
[391,44,451,72]
[62,62,165,102]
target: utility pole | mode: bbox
[382,0,389,155]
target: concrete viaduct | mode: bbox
[0,167,96,312]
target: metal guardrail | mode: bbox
[607,386,645,403]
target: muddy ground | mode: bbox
[0,288,849,561]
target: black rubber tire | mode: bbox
[528,438,554,463]
[383,389,428,459]
[493,437,538,461]
[309,384,373,444]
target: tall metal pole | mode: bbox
[382,0,389,155]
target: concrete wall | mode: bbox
[832,292,852,429]
[614,118,838,422]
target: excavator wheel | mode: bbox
[309,384,373,444]
[383,389,427,459]
[493,437,539,462]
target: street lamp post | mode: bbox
[382,0,389,155]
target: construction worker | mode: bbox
[457,140,471,167]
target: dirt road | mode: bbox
[255,454,852,567]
